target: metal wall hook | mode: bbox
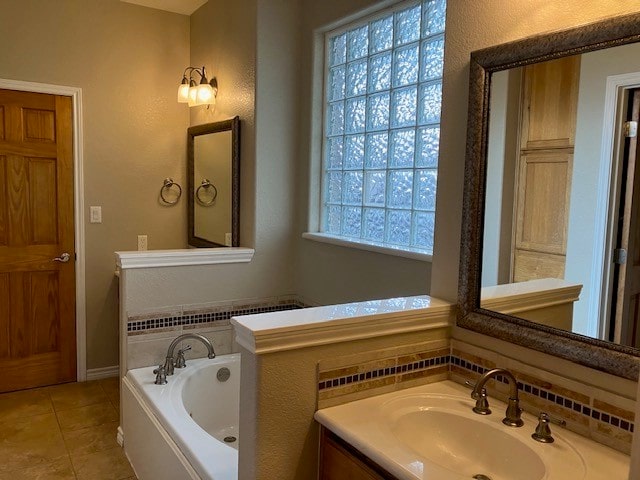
[195,178,218,206]
[160,178,182,205]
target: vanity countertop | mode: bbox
[315,380,630,480]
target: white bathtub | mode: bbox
[122,353,240,480]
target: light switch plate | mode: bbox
[90,206,102,223]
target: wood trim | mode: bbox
[0,78,86,381]
[319,428,397,480]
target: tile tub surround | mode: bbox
[317,340,635,454]
[127,295,307,334]
[126,296,307,370]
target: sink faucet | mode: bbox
[470,368,523,427]
[162,333,216,376]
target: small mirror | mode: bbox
[188,117,240,247]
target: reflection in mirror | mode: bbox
[188,117,240,248]
[459,12,640,380]
[481,43,640,348]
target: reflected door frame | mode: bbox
[0,78,86,381]
[610,88,640,345]
[596,73,640,341]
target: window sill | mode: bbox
[302,232,432,262]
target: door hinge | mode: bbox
[624,121,638,138]
[614,248,628,265]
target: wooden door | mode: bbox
[513,151,572,281]
[613,90,640,346]
[0,89,76,392]
[511,56,580,282]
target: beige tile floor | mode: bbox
[0,377,137,480]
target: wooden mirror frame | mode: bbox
[458,13,640,380]
[188,116,240,248]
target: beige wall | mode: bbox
[0,0,190,369]
[187,0,298,305]
[190,0,255,246]
[294,0,431,306]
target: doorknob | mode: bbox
[53,253,71,263]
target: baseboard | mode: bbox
[86,365,119,380]
[117,425,124,447]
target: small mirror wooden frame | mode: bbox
[459,13,640,380]
[188,116,240,248]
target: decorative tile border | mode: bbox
[127,299,306,334]
[450,355,635,434]
[316,342,451,409]
[318,354,450,391]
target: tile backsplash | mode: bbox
[317,339,450,409]
[316,338,635,454]
[127,295,307,334]
[125,295,308,370]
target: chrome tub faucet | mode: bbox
[470,368,523,427]
[161,333,216,377]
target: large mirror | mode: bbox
[188,117,240,247]
[459,13,640,380]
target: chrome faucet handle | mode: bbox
[175,345,192,368]
[153,364,167,385]
[465,380,480,395]
[163,355,175,376]
[472,387,491,415]
[532,412,566,443]
[464,381,492,415]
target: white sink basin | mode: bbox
[314,381,629,480]
[382,394,567,480]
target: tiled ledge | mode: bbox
[127,298,306,334]
[115,247,255,269]
[231,296,454,354]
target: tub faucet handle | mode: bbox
[153,364,167,385]
[175,345,192,369]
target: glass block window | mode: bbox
[321,0,445,254]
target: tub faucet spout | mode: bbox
[163,333,216,376]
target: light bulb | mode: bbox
[196,84,214,104]
[188,85,198,106]
[177,82,190,103]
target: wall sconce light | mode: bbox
[177,66,218,107]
